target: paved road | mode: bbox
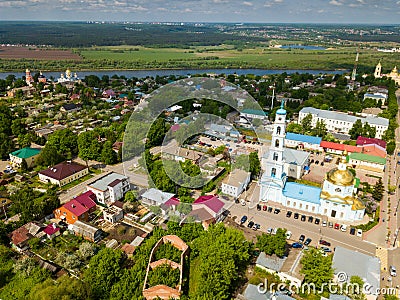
[229,203,376,256]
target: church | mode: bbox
[259,101,365,222]
[374,61,400,85]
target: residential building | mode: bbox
[43,223,60,239]
[87,172,130,206]
[285,132,322,151]
[54,191,97,224]
[103,201,124,223]
[141,188,175,207]
[347,152,386,173]
[192,195,226,221]
[240,109,267,120]
[9,222,44,252]
[298,107,388,139]
[221,169,251,198]
[60,103,81,113]
[71,221,102,242]
[363,93,387,103]
[9,147,41,168]
[260,102,365,222]
[162,147,204,164]
[332,246,380,300]
[204,124,241,141]
[38,161,89,187]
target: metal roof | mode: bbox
[285,132,322,145]
[88,172,128,191]
[283,182,321,204]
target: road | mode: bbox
[229,203,377,256]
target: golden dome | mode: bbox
[326,167,354,186]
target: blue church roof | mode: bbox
[285,132,322,145]
[283,182,321,204]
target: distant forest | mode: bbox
[0,22,263,48]
[0,22,399,48]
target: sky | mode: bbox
[0,0,399,23]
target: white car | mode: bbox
[240,199,246,206]
[356,229,363,237]
[267,228,273,234]
[285,231,292,240]
[340,224,347,232]
[272,228,278,235]
[390,265,397,277]
[322,221,327,227]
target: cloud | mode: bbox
[243,1,253,6]
[329,0,343,5]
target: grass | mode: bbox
[188,256,202,297]
[61,173,94,191]
[77,45,400,70]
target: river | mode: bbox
[0,68,346,80]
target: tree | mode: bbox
[64,254,82,270]
[255,229,287,257]
[177,203,192,215]
[124,191,137,202]
[300,247,333,291]
[37,144,64,167]
[147,263,180,288]
[0,133,14,159]
[344,275,366,300]
[372,178,384,201]
[77,242,97,261]
[84,248,124,299]
[362,122,376,138]
[146,118,169,148]
[20,158,28,172]
[46,129,78,158]
[349,119,363,140]
[286,123,302,134]
[314,120,327,138]
[249,152,261,178]
[149,205,162,215]
[386,141,395,155]
[101,141,117,165]
[301,113,313,134]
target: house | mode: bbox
[360,108,383,118]
[356,136,386,149]
[38,161,89,187]
[54,191,97,224]
[347,152,386,173]
[60,103,81,113]
[86,172,130,206]
[102,89,116,99]
[298,107,389,139]
[112,141,123,153]
[121,243,136,257]
[71,221,102,242]
[320,141,362,155]
[192,195,225,221]
[162,147,204,164]
[240,109,267,120]
[205,124,241,141]
[363,93,387,104]
[9,221,44,252]
[7,86,36,98]
[103,201,124,223]
[9,147,41,168]
[285,133,322,151]
[221,169,251,198]
[43,223,60,239]
[141,188,175,207]
[332,246,380,300]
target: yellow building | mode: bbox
[374,62,400,85]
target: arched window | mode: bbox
[271,168,276,177]
[273,153,278,161]
[275,139,280,147]
[276,126,281,135]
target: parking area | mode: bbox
[302,152,337,183]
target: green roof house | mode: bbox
[9,147,41,168]
[240,109,267,120]
[347,152,386,173]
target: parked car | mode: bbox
[319,239,331,246]
[286,211,292,218]
[268,207,273,213]
[257,204,261,211]
[328,222,333,228]
[272,228,278,235]
[340,224,347,232]
[263,205,267,211]
[294,213,299,219]
[390,265,397,277]
[308,216,313,223]
[286,231,292,240]
[299,235,305,242]
[334,223,340,230]
[301,215,306,222]
[320,246,332,252]
[304,238,312,246]
[253,224,260,230]
[240,199,246,206]
[315,160,319,165]
[315,218,320,225]
[267,227,273,234]
[292,242,303,248]
[322,220,327,227]
[274,208,281,214]
[356,229,363,237]
[240,216,248,224]
[350,228,356,235]
[248,221,255,228]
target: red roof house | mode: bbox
[54,191,97,224]
[43,223,61,239]
[320,141,362,154]
[356,136,386,149]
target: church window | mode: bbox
[273,153,278,161]
[312,207,315,212]
[271,168,276,177]
[275,139,280,147]
[335,188,341,193]
[293,202,296,207]
[340,212,344,218]
[306,205,309,210]
[287,200,291,206]
[299,203,302,209]
[324,209,327,214]
[276,126,281,135]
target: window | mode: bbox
[306,205,309,210]
[276,126,281,135]
[275,139,280,147]
[335,188,341,193]
[271,168,276,177]
[312,207,315,212]
[340,212,344,218]
[287,200,291,206]
[299,203,302,209]
[273,153,278,161]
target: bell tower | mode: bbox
[374,61,382,78]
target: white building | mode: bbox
[140,188,175,207]
[86,172,130,206]
[259,101,365,222]
[240,109,267,120]
[38,161,88,187]
[298,107,389,139]
[221,169,251,198]
[103,202,124,224]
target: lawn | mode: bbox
[61,173,94,191]
[188,256,202,297]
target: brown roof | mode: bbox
[10,226,31,246]
[112,200,124,209]
[121,243,136,255]
[39,161,88,181]
[108,179,121,187]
